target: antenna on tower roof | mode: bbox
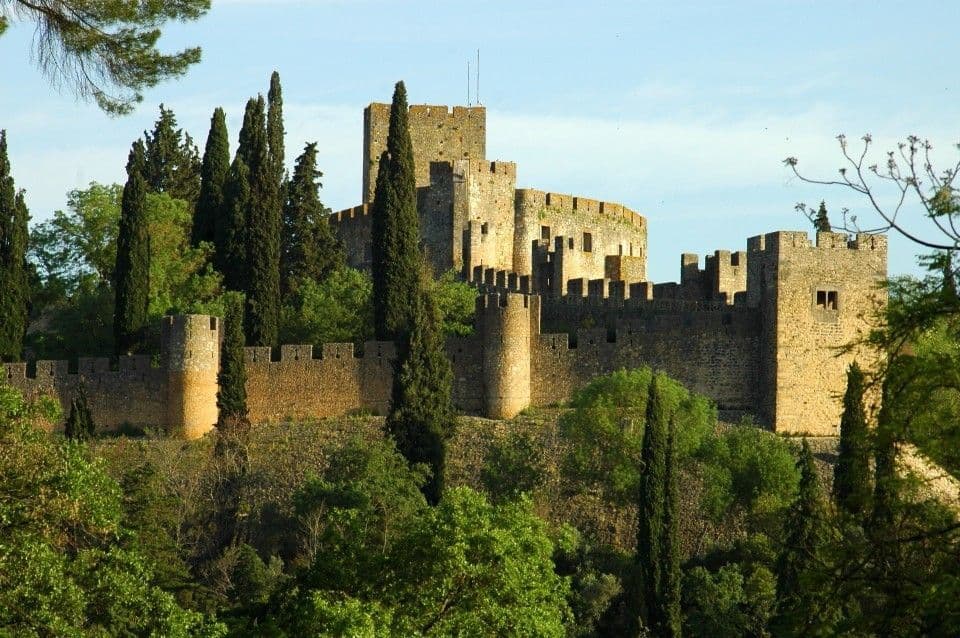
[476,49,481,105]
[467,59,471,106]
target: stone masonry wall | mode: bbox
[363,103,486,204]
[328,204,372,271]
[3,357,167,432]
[516,189,647,282]
[458,160,518,275]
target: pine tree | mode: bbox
[193,107,230,247]
[64,381,96,441]
[281,142,343,294]
[634,373,670,635]
[834,362,872,517]
[0,131,29,361]
[773,439,828,634]
[814,200,831,232]
[371,81,422,341]
[661,416,682,638]
[217,292,249,428]
[385,285,455,506]
[143,104,201,203]
[216,157,251,291]
[241,96,282,347]
[114,141,151,355]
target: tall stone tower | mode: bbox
[162,315,220,439]
[362,103,486,203]
[747,231,887,434]
[478,292,538,419]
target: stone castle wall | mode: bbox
[363,104,486,204]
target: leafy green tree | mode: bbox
[216,156,251,291]
[193,107,230,247]
[386,287,455,505]
[834,362,871,517]
[143,105,202,203]
[281,142,342,294]
[431,269,477,336]
[279,267,373,346]
[217,292,248,428]
[662,418,682,638]
[371,81,422,341]
[1,0,210,115]
[240,96,281,347]
[113,141,151,355]
[813,200,831,232]
[0,131,29,361]
[772,439,831,635]
[683,562,777,638]
[64,381,95,442]
[0,384,225,635]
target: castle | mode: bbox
[3,103,887,438]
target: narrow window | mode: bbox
[583,232,593,253]
[541,225,551,241]
[568,237,575,250]
[816,290,839,310]
[481,222,489,235]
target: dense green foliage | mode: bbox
[0,385,224,635]
[217,292,248,427]
[281,142,342,294]
[1,0,210,114]
[371,81,422,341]
[64,381,95,442]
[279,267,373,346]
[834,362,871,516]
[144,105,202,203]
[0,131,29,361]
[386,288,455,505]
[217,156,251,291]
[113,141,151,354]
[193,108,230,247]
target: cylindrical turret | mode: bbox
[479,292,536,419]
[162,315,220,439]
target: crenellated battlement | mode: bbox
[516,188,644,227]
[747,230,888,255]
[457,159,517,177]
[329,204,370,224]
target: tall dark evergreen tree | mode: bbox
[240,96,281,347]
[267,71,285,191]
[217,292,249,427]
[371,81,422,341]
[64,381,95,442]
[773,439,828,635]
[281,142,342,294]
[0,131,29,361]
[193,107,230,247]
[814,200,831,232]
[634,373,671,635]
[114,141,151,355]
[834,362,871,517]
[143,104,201,203]
[217,157,251,291]
[385,286,455,506]
[661,416,682,638]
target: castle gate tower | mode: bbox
[478,292,538,419]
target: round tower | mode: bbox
[162,315,220,439]
[480,292,535,419]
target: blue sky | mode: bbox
[2,0,960,281]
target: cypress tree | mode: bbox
[241,95,281,347]
[635,373,670,635]
[385,285,455,506]
[267,71,285,192]
[143,104,201,203]
[281,142,342,294]
[0,131,29,361]
[371,81,422,341]
[217,157,251,291]
[814,200,831,232]
[661,416,682,638]
[114,141,151,355]
[193,107,230,247]
[217,292,249,428]
[872,375,898,527]
[773,439,827,634]
[834,362,871,516]
[64,381,95,442]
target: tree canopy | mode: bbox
[1,0,210,115]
